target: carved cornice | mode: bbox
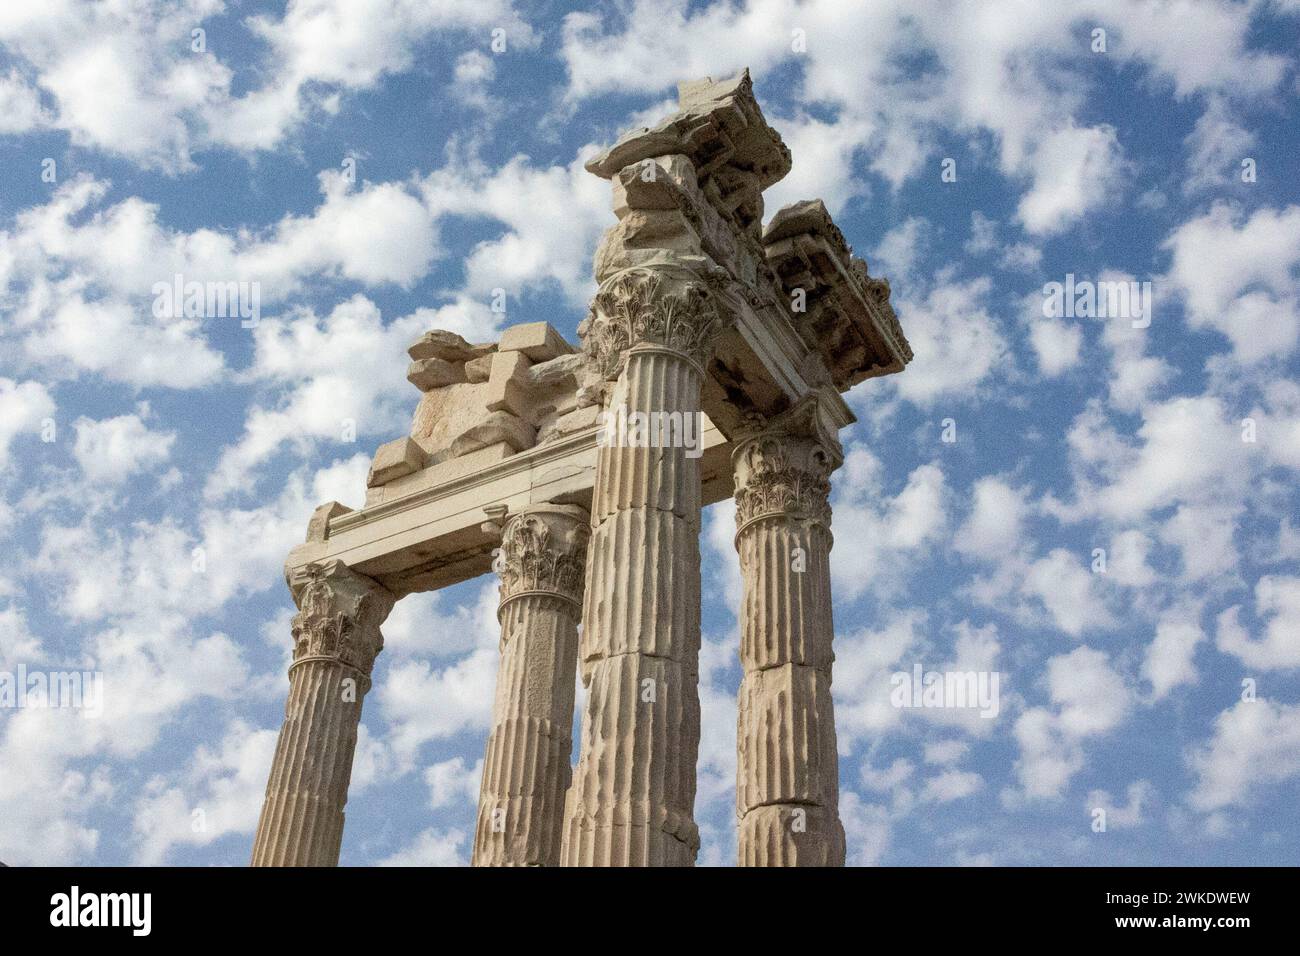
[498,507,590,607]
[579,267,727,380]
[287,559,395,676]
[732,431,835,531]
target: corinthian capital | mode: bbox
[579,267,728,379]
[732,428,837,531]
[287,560,396,675]
[497,505,590,607]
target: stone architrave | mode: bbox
[473,504,590,866]
[251,559,395,867]
[732,403,845,865]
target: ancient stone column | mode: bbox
[561,266,727,866]
[251,559,395,867]
[473,504,589,866]
[732,417,846,866]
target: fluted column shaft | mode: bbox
[252,560,395,866]
[733,427,845,866]
[474,505,589,866]
[562,267,726,866]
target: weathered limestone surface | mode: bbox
[561,268,726,866]
[252,559,395,866]
[732,402,846,866]
[473,504,589,866]
[261,70,913,868]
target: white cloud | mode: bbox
[1187,700,1300,812]
[886,276,1010,406]
[1023,549,1112,638]
[831,450,948,602]
[1092,396,1247,522]
[839,790,892,865]
[561,0,1283,241]
[0,0,532,168]
[923,740,969,765]
[72,410,175,483]
[1164,204,1300,364]
[1142,606,1204,701]
[954,477,1031,560]
[1215,576,1300,671]
[0,378,55,468]
[1086,780,1153,829]
[419,150,611,306]
[424,756,483,810]
[377,827,468,866]
[0,67,50,133]
[871,217,930,285]
[1017,123,1124,235]
[1183,96,1256,193]
[378,648,499,770]
[132,719,277,865]
[1012,646,1131,799]
[921,769,983,803]
[205,296,429,499]
[1029,318,1083,378]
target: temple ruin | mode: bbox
[250,70,912,867]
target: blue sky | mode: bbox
[1,0,1299,866]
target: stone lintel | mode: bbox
[286,416,735,598]
[703,281,856,439]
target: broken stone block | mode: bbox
[498,322,574,362]
[407,356,467,391]
[367,436,427,487]
[448,410,535,458]
[484,349,532,417]
[408,329,486,363]
[527,352,586,390]
[585,70,791,193]
[611,154,699,218]
[464,353,493,383]
[305,501,352,542]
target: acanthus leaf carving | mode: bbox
[498,508,590,606]
[580,267,728,380]
[288,559,395,675]
[733,432,834,529]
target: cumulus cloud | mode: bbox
[1142,605,1205,701]
[1215,576,1300,671]
[1016,123,1125,236]
[1011,646,1132,800]
[831,448,948,601]
[72,410,175,483]
[885,276,1010,406]
[1163,204,1300,364]
[1086,780,1154,829]
[1187,700,1300,812]
[0,378,55,468]
[0,0,533,168]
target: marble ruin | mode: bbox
[251,71,912,867]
